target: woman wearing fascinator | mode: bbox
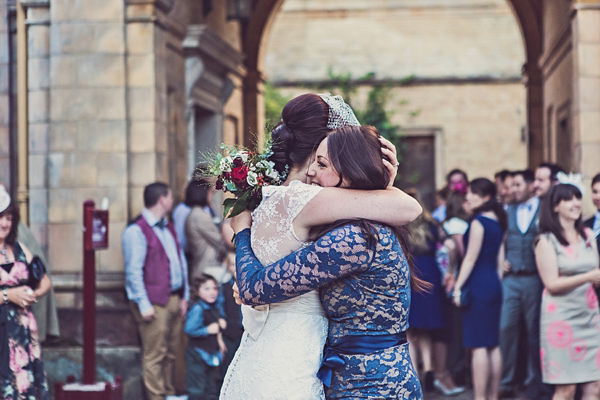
[219,95,423,399]
[534,174,600,399]
[0,186,52,399]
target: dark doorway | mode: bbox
[397,134,436,211]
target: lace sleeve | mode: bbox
[235,224,375,306]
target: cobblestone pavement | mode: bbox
[426,388,523,400]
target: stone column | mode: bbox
[524,63,544,170]
[23,0,50,253]
[571,2,600,182]
[47,0,127,278]
[0,1,11,187]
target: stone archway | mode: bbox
[242,0,544,168]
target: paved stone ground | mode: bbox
[426,388,523,400]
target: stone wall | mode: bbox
[264,0,527,186]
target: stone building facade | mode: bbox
[263,0,528,206]
[1,0,600,396]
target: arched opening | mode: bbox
[241,0,544,175]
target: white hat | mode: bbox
[0,185,10,213]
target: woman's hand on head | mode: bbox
[230,210,252,234]
[379,136,399,187]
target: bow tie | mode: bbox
[521,203,533,211]
[155,219,167,229]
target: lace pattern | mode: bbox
[234,223,423,398]
[220,181,327,400]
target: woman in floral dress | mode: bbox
[0,187,52,400]
[535,182,600,399]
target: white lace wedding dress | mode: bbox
[220,181,328,400]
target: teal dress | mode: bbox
[234,224,423,399]
[461,215,503,348]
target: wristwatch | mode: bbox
[2,288,7,304]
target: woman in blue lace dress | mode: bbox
[232,126,425,399]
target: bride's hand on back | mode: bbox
[379,137,399,187]
[230,210,253,234]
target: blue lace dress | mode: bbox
[235,224,423,399]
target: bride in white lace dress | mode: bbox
[219,93,421,400]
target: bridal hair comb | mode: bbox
[318,93,361,129]
[556,172,585,194]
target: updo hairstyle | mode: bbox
[268,94,330,176]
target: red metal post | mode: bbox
[83,200,96,384]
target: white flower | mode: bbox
[247,171,258,186]
[220,158,232,172]
[240,152,249,162]
[256,160,269,171]
[266,169,280,181]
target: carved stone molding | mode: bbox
[126,0,174,13]
[183,25,244,75]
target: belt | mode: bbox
[507,270,537,276]
[317,331,407,387]
[171,287,184,298]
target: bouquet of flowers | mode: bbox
[199,133,287,218]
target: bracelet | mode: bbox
[452,291,461,298]
[2,288,7,304]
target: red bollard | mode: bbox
[55,201,119,399]
[83,200,96,384]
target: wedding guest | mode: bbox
[405,190,445,393]
[185,177,227,280]
[434,169,469,221]
[495,169,514,205]
[453,178,507,400]
[533,163,564,198]
[123,182,189,400]
[433,186,450,222]
[437,192,470,391]
[499,169,544,399]
[0,186,52,399]
[535,181,600,400]
[184,274,227,400]
[172,181,193,260]
[584,172,600,251]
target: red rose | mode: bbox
[233,157,244,167]
[231,166,249,184]
[215,178,224,190]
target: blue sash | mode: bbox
[317,331,407,387]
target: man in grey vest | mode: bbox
[499,170,543,399]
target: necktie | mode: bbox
[155,219,167,229]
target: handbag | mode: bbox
[27,256,46,289]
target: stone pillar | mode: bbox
[23,0,50,254]
[524,63,544,170]
[571,2,600,181]
[0,1,10,187]
[47,0,127,277]
[242,69,265,148]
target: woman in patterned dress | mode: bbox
[219,95,423,399]
[535,182,600,400]
[231,125,425,399]
[0,188,52,400]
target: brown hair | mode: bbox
[268,94,330,176]
[0,201,20,247]
[538,184,586,246]
[190,273,219,304]
[312,125,428,291]
[469,178,508,231]
[444,192,469,222]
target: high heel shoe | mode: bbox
[433,378,466,396]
